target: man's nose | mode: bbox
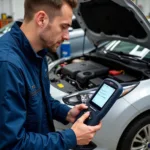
[63,32,70,40]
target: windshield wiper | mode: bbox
[107,51,141,58]
[105,51,123,60]
[105,51,150,67]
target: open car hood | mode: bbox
[74,0,150,49]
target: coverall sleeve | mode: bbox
[49,94,71,124]
[0,62,77,150]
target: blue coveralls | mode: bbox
[0,22,76,150]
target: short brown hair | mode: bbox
[24,0,77,22]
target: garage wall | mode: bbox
[0,0,12,17]
[0,0,24,20]
[137,0,150,16]
[11,0,24,20]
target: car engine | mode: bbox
[49,56,148,93]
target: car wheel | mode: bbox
[118,115,150,150]
[46,52,59,64]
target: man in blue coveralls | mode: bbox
[0,0,102,149]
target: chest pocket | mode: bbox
[29,86,41,97]
[26,86,43,123]
[25,86,43,132]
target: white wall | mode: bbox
[137,0,150,16]
[0,0,24,20]
[0,0,13,17]
[11,0,24,20]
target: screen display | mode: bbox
[92,83,115,108]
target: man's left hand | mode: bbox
[66,104,88,123]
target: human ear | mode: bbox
[35,11,49,28]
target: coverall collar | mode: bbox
[10,21,47,63]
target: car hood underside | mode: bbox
[74,0,150,49]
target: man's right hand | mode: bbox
[71,111,102,145]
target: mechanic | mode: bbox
[0,0,102,149]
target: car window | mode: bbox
[112,41,137,53]
[104,40,150,61]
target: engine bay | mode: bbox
[49,55,150,94]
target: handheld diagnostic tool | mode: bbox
[76,78,123,126]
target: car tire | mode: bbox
[46,52,59,64]
[118,115,150,150]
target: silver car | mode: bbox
[48,0,150,150]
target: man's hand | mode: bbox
[66,104,88,123]
[71,111,102,145]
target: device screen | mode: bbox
[92,83,115,108]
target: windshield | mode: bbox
[0,22,14,35]
[103,40,150,61]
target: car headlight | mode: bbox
[62,88,97,106]
[62,83,138,106]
